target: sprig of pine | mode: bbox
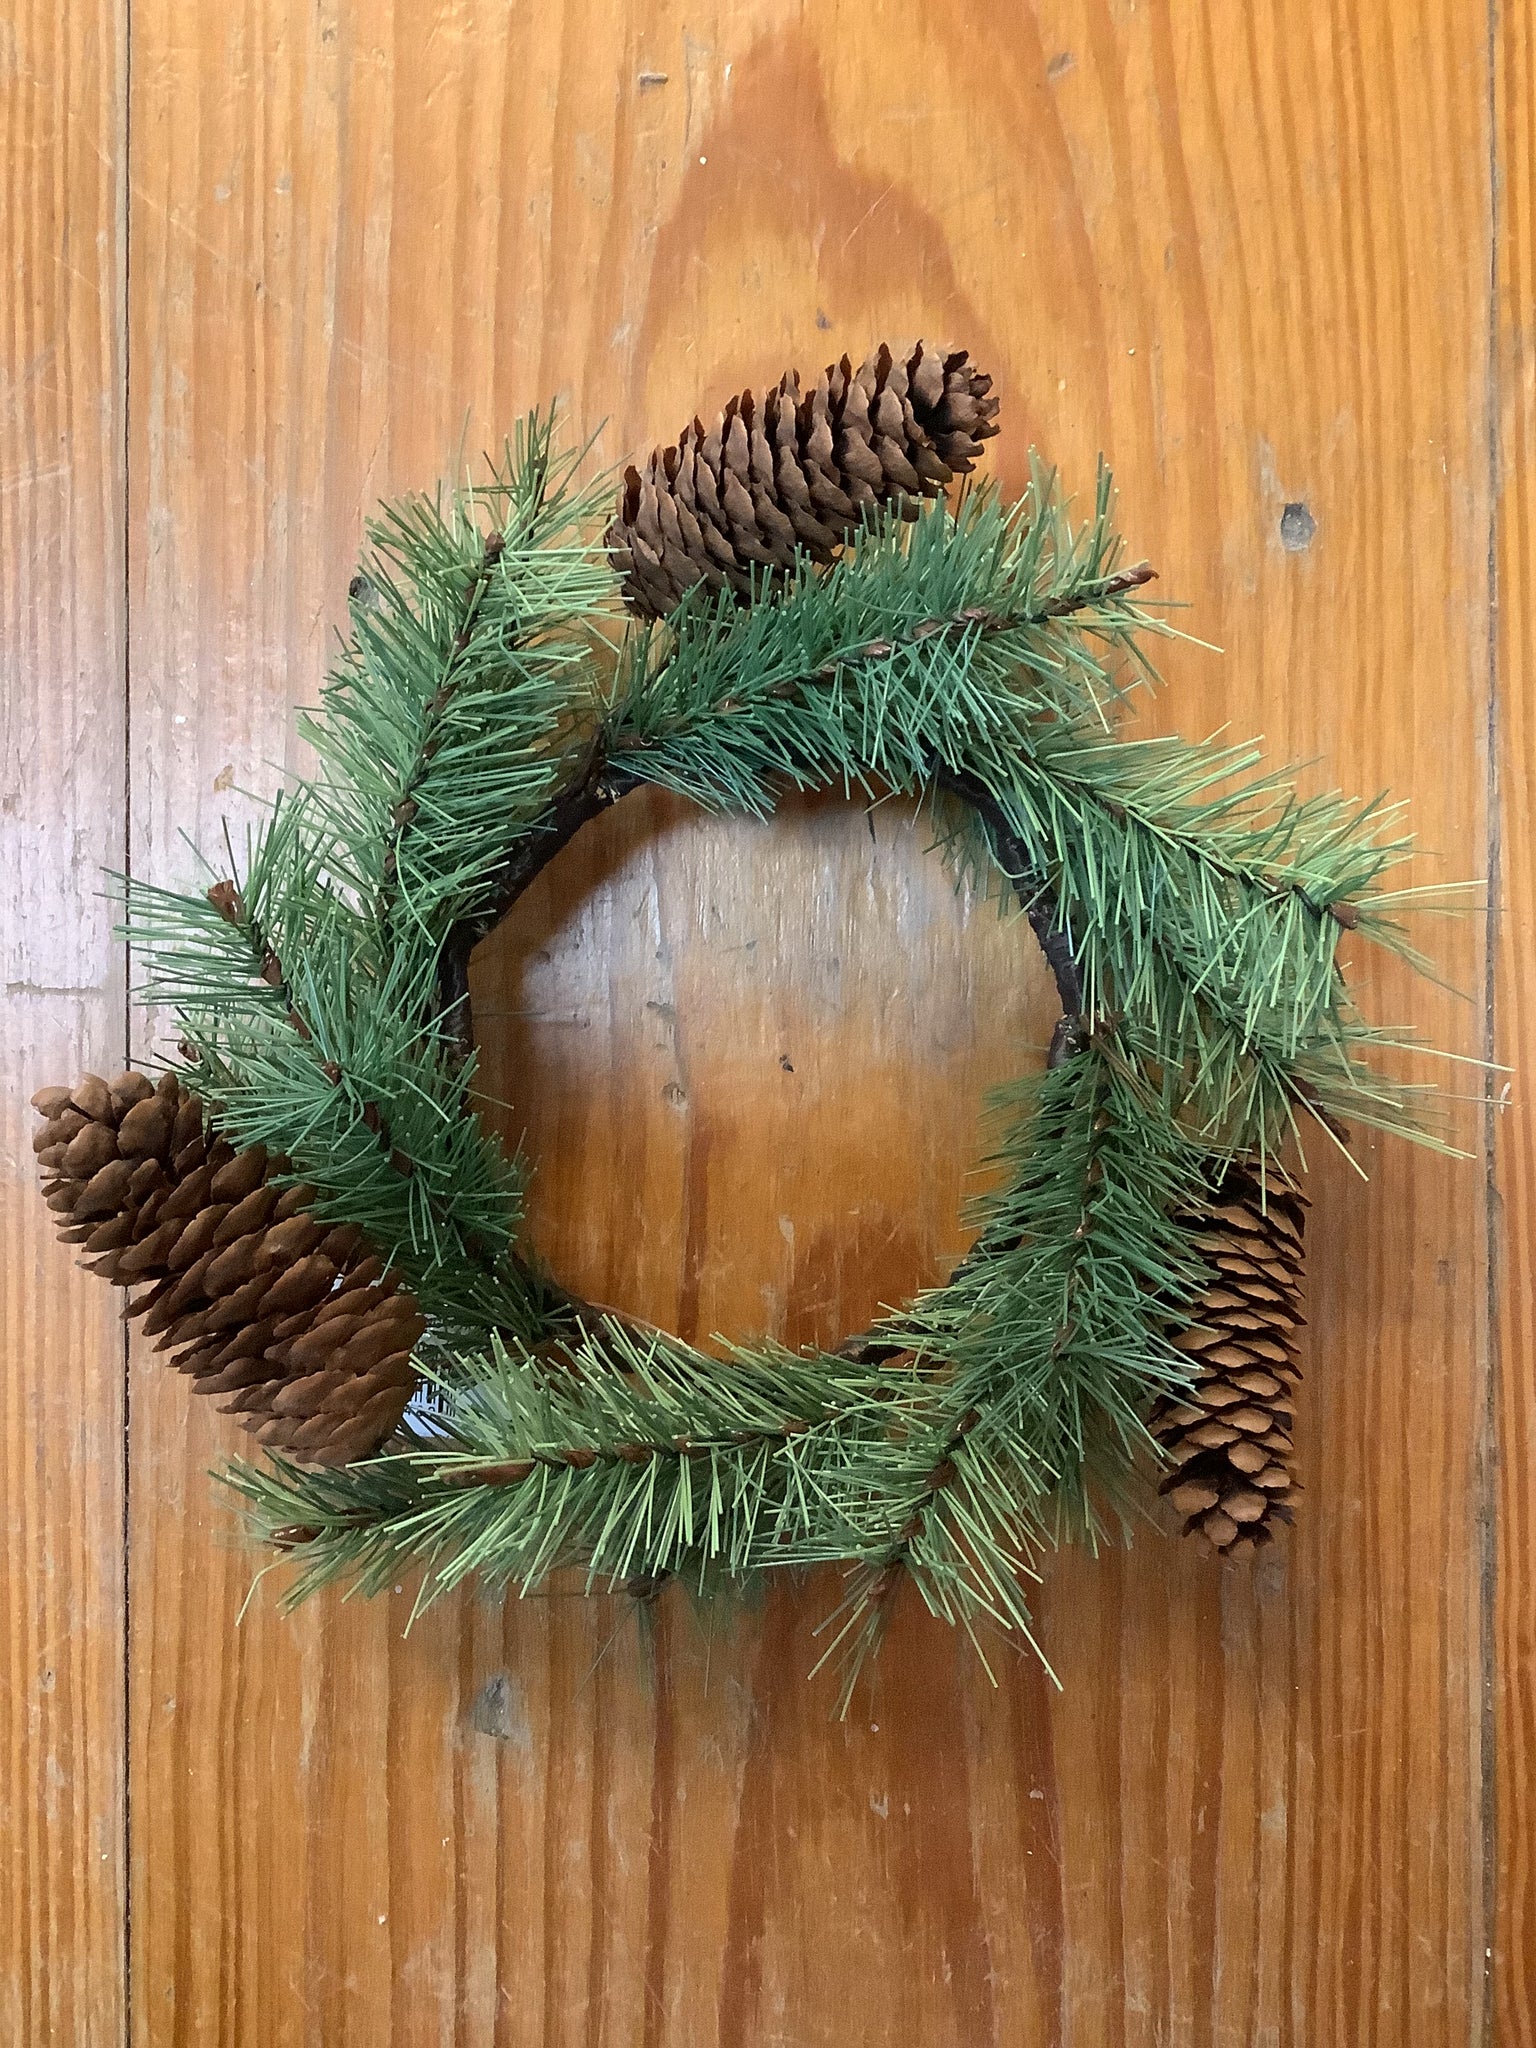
[299,410,617,976]
[221,1320,873,1606]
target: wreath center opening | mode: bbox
[464,784,1060,1353]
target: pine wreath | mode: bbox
[33,342,1449,1697]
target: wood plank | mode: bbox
[0,1,127,2042]
[124,2,1494,2041]
[1496,0,1536,2036]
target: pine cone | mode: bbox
[608,339,1000,618]
[32,1071,424,1465]
[1149,1163,1308,1559]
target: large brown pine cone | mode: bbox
[33,1070,424,1465]
[1150,1163,1308,1558]
[608,339,1000,618]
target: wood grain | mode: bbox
[0,1,127,2041]
[0,0,1503,2040]
[1497,0,1536,2039]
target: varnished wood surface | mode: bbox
[1498,3,1536,2043]
[0,2,126,2043]
[1,1,1522,2039]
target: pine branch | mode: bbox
[372,525,506,927]
[146,890,541,1336]
[203,876,418,1180]
[798,1039,1214,1698]
[220,1323,884,1606]
[297,410,618,973]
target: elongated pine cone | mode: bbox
[608,339,1000,618]
[32,1070,425,1465]
[1149,1163,1308,1558]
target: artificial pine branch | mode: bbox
[139,875,540,1338]
[793,1037,1218,1697]
[371,524,507,925]
[226,1036,1208,1704]
[221,1322,884,1606]
[203,875,416,1178]
[298,409,617,971]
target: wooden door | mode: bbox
[4,3,1532,2041]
